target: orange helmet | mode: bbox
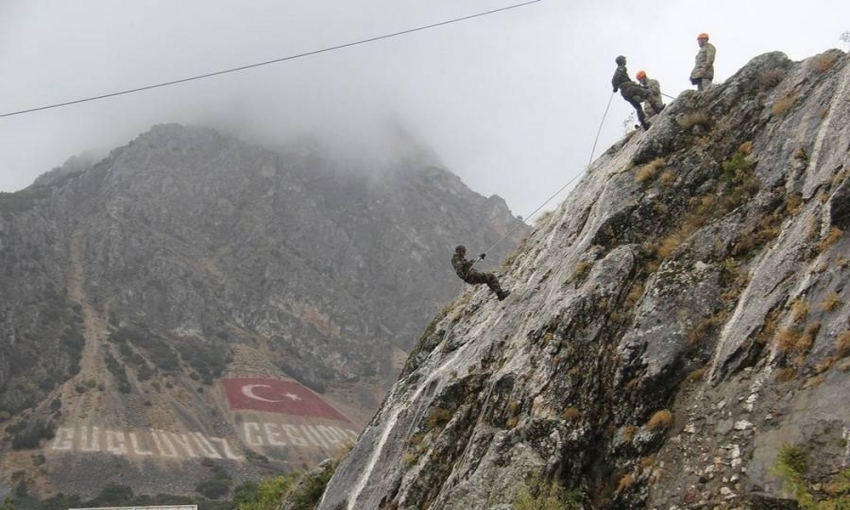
[698,33,709,40]
[636,70,647,80]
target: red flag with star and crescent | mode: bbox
[222,378,349,422]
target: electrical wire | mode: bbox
[0,0,541,119]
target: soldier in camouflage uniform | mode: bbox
[690,33,716,91]
[612,56,661,131]
[636,70,665,118]
[451,245,510,301]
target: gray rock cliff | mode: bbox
[318,50,850,509]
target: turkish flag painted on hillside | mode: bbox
[222,378,349,422]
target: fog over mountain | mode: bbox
[2,1,849,217]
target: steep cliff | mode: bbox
[0,125,526,499]
[318,50,850,509]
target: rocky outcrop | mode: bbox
[319,50,850,509]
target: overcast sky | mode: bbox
[1,0,848,218]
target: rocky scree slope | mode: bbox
[317,50,850,509]
[0,125,525,495]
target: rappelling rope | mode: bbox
[466,92,615,271]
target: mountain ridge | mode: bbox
[0,124,527,500]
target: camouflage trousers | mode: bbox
[620,83,662,127]
[465,270,504,296]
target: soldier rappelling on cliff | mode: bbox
[612,55,663,131]
[451,245,510,301]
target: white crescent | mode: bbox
[241,384,284,403]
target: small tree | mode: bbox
[841,31,850,49]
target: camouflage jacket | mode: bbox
[690,43,716,80]
[611,65,633,92]
[642,78,662,100]
[451,254,475,280]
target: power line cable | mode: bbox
[0,0,541,119]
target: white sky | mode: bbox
[1,0,848,218]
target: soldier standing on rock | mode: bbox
[636,70,665,119]
[451,245,510,301]
[690,33,716,91]
[612,56,661,131]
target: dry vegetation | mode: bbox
[739,141,754,155]
[625,282,645,309]
[621,425,638,443]
[656,229,688,259]
[646,410,673,431]
[616,474,635,493]
[426,407,452,429]
[808,52,839,73]
[790,299,809,324]
[635,158,665,184]
[659,170,677,186]
[565,260,592,284]
[687,311,729,346]
[819,291,842,312]
[777,320,821,370]
[757,68,786,91]
[686,367,707,382]
[836,331,850,359]
[772,94,796,116]
[785,193,803,216]
[817,227,844,253]
[678,111,709,130]
[639,456,656,470]
[776,367,797,382]
[561,407,582,422]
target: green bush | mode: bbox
[11,419,56,450]
[37,493,83,510]
[88,483,134,508]
[515,473,583,510]
[282,464,337,510]
[236,476,298,510]
[110,326,179,372]
[177,342,231,385]
[103,352,131,394]
[772,444,850,508]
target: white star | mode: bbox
[283,392,302,401]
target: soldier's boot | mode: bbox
[497,290,511,301]
[485,275,503,297]
[635,107,650,130]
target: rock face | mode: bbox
[0,125,525,498]
[319,51,850,509]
